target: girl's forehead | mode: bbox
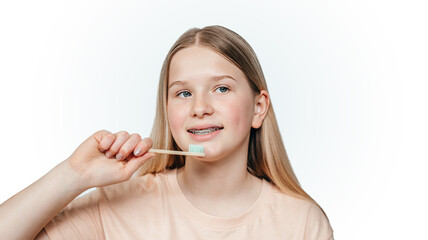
[168,46,246,83]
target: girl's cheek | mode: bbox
[168,103,187,133]
[223,96,254,126]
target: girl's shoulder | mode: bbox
[268,183,315,211]
[267,183,333,239]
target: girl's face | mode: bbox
[167,46,265,160]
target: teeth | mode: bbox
[190,127,221,135]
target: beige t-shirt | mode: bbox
[44,169,334,239]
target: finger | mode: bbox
[105,131,130,158]
[133,138,153,157]
[98,132,116,153]
[123,152,156,179]
[92,129,112,144]
[115,133,142,161]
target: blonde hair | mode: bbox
[138,25,328,217]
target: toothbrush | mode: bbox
[148,144,205,157]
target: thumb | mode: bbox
[90,129,115,153]
[71,130,111,159]
[93,129,112,145]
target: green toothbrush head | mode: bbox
[189,144,205,156]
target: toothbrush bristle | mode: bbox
[189,144,204,153]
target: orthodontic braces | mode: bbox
[188,127,223,135]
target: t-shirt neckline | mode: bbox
[163,168,272,230]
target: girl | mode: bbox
[0,25,333,239]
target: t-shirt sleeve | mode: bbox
[43,189,105,240]
[304,204,334,240]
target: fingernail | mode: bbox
[134,148,141,156]
[116,153,122,160]
[106,152,111,158]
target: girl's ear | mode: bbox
[251,90,270,129]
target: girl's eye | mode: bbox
[177,91,192,98]
[215,86,229,93]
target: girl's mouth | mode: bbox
[187,126,224,135]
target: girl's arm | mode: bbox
[0,160,85,239]
[0,130,155,240]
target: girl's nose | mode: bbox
[190,94,214,118]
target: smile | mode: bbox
[187,126,224,135]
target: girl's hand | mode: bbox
[65,130,155,190]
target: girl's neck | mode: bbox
[177,147,263,216]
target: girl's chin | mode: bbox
[187,147,224,161]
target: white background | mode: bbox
[1,0,427,239]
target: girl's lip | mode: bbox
[187,128,223,142]
[187,125,223,131]
[187,126,224,134]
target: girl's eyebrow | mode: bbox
[168,75,236,89]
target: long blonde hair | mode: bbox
[138,25,327,217]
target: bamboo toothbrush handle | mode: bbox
[148,149,205,157]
